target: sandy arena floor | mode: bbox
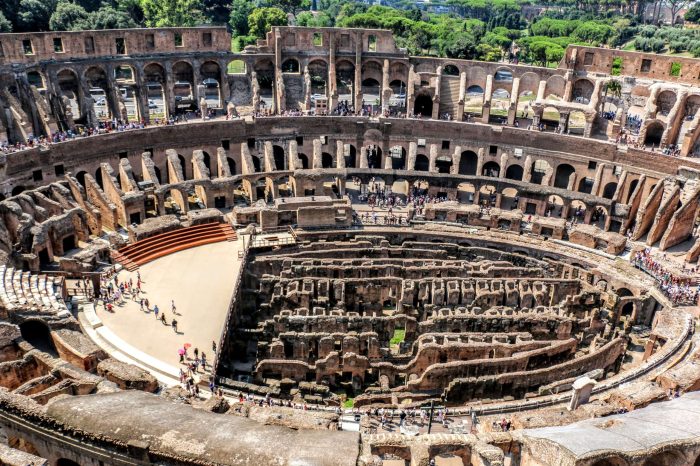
[95,239,243,371]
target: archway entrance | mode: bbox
[414,94,433,118]
[20,320,57,355]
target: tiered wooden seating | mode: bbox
[0,265,68,314]
[112,222,237,271]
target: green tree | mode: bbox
[200,0,230,24]
[229,0,254,35]
[296,11,332,27]
[248,7,287,39]
[115,0,145,25]
[0,11,12,32]
[140,0,205,27]
[17,0,57,31]
[88,5,137,29]
[685,3,700,22]
[50,1,90,30]
[259,0,306,14]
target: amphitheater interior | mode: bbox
[0,24,699,466]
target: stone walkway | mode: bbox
[95,239,243,372]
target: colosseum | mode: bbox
[0,24,699,466]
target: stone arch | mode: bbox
[683,94,700,118]
[459,151,478,175]
[177,154,188,180]
[578,176,594,194]
[254,59,275,100]
[344,144,357,168]
[361,78,381,107]
[626,179,639,203]
[298,153,309,169]
[505,164,523,180]
[569,110,586,135]
[457,182,476,203]
[227,157,237,175]
[200,61,222,108]
[282,58,300,73]
[56,459,81,466]
[542,106,560,129]
[531,159,551,185]
[11,186,25,196]
[19,319,56,354]
[656,90,677,116]
[84,66,112,120]
[617,287,633,297]
[76,171,87,187]
[602,182,618,200]
[642,450,686,466]
[94,167,104,189]
[415,154,430,171]
[57,68,82,120]
[494,68,513,83]
[547,194,565,217]
[443,64,460,76]
[482,161,500,177]
[465,85,484,117]
[544,75,566,100]
[554,163,575,189]
[644,121,665,146]
[414,93,433,117]
[227,59,247,75]
[502,187,519,209]
[26,70,46,90]
[322,152,334,169]
[590,457,631,466]
[466,66,487,89]
[273,145,285,170]
[144,62,168,118]
[489,88,510,122]
[572,78,595,104]
[172,61,195,110]
[336,59,355,98]
[308,59,329,97]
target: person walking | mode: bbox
[153,305,159,320]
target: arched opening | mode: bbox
[177,154,188,180]
[502,187,518,210]
[435,155,452,174]
[56,459,80,466]
[505,164,523,181]
[489,88,510,124]
[578,177,594,194]
[11,186,25,196]
[459,151,478,175]
[465,85,484,117]
[254,59,275,109]
[308,60,329,98]
[572,79,594,104]
[114,65,139,121]
[482,161,500,178]
[344,144,357,168]
[517,89,536,126]
[542,106,560,131]
[273,145,285,170]
[570,200,586,221]
[200,61,222,108]
[390,146,406,170]
[227,59,247,75]
[367,145,382,169]
[144,63,168,119]
[57,69,82,122]
[415,154,430,171]
[322,152,334,169]
[443,64,459,76]
[592,205,608,228]
[644,122,664,146]
[494,68,513,83]
[153,166,162,184]
[298,153,309,169]
[479,184,497,206]
[414,94,433,118]
[282,58,299,73]
[172,61,195,111]
[531,159,550,185]
[20,320,57,355]
[85,66,112,121]
[568,110,586,135]
[62,235,76,253]
[227,157,237,175]
[656,90,677,116]
[76,171,87,187]
[95,167,104,189]
[457,183,475,204]
[252,156,261,173]
[389,79,407,110]
[27,70,45,91]
[626,179,639,203]
[361,78,381,110]
[336,60,355,103]
[554,164,575,189]
[617,288,633,297]
[547,195,564,217]
[590,458,629,466]
[602,182,618,200]
[201,151,211,172]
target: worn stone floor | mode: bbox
[95,239,243,372]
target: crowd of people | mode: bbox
[632,249,699,305]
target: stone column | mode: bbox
[429,143,438,173]
[451,146,462,174]
[407,142,417,170]
[476,148,485,176]
[103,63,123,122]
[567,172,577,191]
[661,88,687,146]
[164,61,176,115]
[359,146,368,169]
[405,65,417,118]
[508,77,520,126]
[536,80,547,101]
[481,74,493,124]
[563,73,574,102]
[264,141,275,171]
[274,28,285,113]
[559,112,570,133]
[381,59,391,113]
[312,138,323,169]
[432,65,442,120]
[523,155,533,183]
[219,59,231,106]
[591,163,606,197]
[613,170,628,202]
[456,72,467,122]
[354,32,363,111]
[289,140,299,170]
[132,64,149,123]
[336,140,345,169]
[192,59,202,108]
[383,147,392,170]
[329,33,337,111]
[499,153,508,178]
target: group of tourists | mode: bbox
[632,249,699,305]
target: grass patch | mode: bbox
[390,328,405,346]
[343,398,354,408]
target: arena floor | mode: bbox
[95,239,243,375]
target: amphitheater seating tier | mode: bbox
[112,222,237,271]
[0,265,68,314]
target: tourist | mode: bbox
[172,319,178,333]
[153,304,159,319]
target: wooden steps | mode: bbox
[112,223,237,271]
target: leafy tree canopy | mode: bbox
[140,0,205,27]
[248,7,288,39]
